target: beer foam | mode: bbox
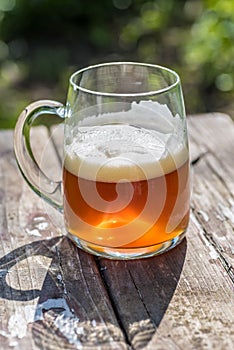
[64,101,188,182]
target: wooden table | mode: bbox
[0,113,234,350]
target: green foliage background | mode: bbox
[0,0,233,128]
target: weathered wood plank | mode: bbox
[30,238,127,350]
[146,210,234,350]
[98,113,234,349]
[99,213,234,350]
[189,113,233,193]
[188,113,234,277]
[0,128,127,350]
[98,241,187,349]
[0,113,234,350]
[0,130,37,350]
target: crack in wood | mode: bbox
[191,152,208,166]
[54,246,69,298]
[127,269,157,350]
[192,208,234,284]
[206,152,234,198]
[95,258,132,348]
[128,268,156,328]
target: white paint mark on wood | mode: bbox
[54,315,123,349]
[37,222,49,230]
[54,314,83,348]
[25,215,51,236]
[57,274,62,282]
[56,274,68,295]
[33,216,48,222]
[8,315,25,339]
[216,213,224,222]
[0,329,19,348]
[218,204,234,225]
[91,319,97,327]
[209,247,219,260]
[25,228,42,237]
[190,213,219,260]
[198,210,210,222]
[0,304,38,345]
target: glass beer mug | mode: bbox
[14,62,190,259]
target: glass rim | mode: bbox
[69,61,181,97]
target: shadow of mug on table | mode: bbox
[0,235,187,349]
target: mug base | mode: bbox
[68,231,187,260]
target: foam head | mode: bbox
[64,101,188,182]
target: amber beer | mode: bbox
[63,124,190,256]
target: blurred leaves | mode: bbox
[0,0,233,128]
[183,0,234,111]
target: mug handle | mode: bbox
[14,100,65,212]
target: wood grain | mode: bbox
[0,113,233,350]
[188,114,234,279]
